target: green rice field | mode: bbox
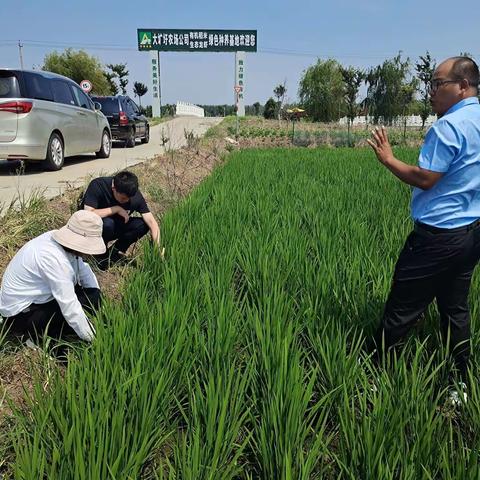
[8,147,480,479]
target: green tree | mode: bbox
[273,82,287,121]
[142,105,153,117]
[105,72,119,95]
[360,70,378,128]
[399,79,418,143]
[340,66,364,144]
[43,49,112,95]
[106,63,129,95]
[366,53,412,125]
[298,59,346,122]
[253,101,261,116]
[263,97,277,119]
[415,52,436,129]
[133,82,148,106]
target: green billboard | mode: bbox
[137,29,257,52]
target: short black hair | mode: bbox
[449,56,479,93]
[113,171,138,197]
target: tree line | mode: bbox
[42,49,149,107]
[262,52,443,131]
[41,48,475,125]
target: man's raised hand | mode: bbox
[367,126,394,165]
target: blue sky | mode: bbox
[0,0,478,107]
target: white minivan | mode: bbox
[0,69,111,170]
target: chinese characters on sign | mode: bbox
[150,51,161,117]
[138,29,257,52]
[235,52,246,117]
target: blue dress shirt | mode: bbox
[411,97,480,228]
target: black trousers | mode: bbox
[373,220,480,379]
[102,215,149,253]
[3,287,101,341]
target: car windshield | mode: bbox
[93,97,119,115]
[0,73,20,98]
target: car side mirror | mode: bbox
[94,102,102,111]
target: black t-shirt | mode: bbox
[81,176,149,214]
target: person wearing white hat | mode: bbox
[0,210,106,342]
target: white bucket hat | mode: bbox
[52,210,106,255]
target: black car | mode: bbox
[91,95,149,148]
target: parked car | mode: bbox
[0,69,111,171]
[90,95,149,148]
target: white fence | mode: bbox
[339,114,437,127]
[175,101,205,118]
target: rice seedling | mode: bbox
[10,146,480,478]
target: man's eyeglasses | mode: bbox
[428,79,460,93]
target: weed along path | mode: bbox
[0,116,221,208]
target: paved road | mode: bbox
[0,116,221,208]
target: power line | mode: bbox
[0,39,138,52]
[258,48,404,60]
[0,39,477,61]
[0,39,397,57]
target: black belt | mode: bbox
[414,219,480,235]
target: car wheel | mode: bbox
[141,126,150,144]
[45,133,64,171]
[96,130,111,158]
[125,128,135,148]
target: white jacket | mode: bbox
[0,231,98,341]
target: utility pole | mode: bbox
[18,41,24,70]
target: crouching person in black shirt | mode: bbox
[80,171,160,269]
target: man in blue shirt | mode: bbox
[367,57,480,398]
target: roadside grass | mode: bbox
[0,190,65,271]
[9,147,480,478]
[149,116,174,127]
